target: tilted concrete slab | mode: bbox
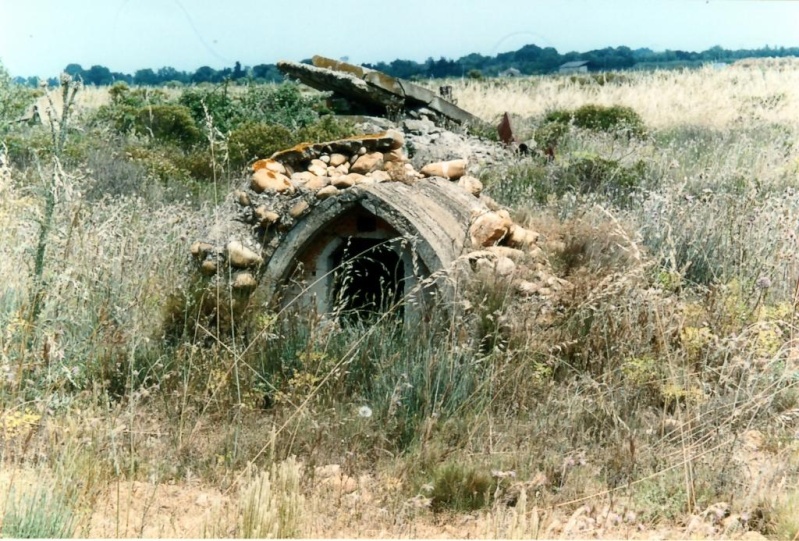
[277,56,484,126]
[277,61,402,112]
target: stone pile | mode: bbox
[189,128,568,324]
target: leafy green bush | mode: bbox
[556,153,646,203]
[239,82,330,129]
[108,82,169,108]
[0,62,36,136]
[132,104,202,148]
[546,104,646,137]
[228,117,355,169]
[228,122,294,169]
[296,115,355,143]
[483,153,646,207]
[179,84,242,133]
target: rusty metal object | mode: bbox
[497,112,516,145]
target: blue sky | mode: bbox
[1,0,797,77]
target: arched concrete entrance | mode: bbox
[263,178,486,321]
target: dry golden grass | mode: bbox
[451,57,799,130]
[3,60,799,538]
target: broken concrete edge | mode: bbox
[278,56,485,127]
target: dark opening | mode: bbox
[330,237,404,323]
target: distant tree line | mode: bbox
[14,61,284,87]
[12,44,799,87]
[365,44,799,79]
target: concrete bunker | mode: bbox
[189,125,565,332]
[264,176,490,322]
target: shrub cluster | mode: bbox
[87,80,355,186]
[545,103,646,137]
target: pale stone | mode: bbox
[226,241,263,268]
[232,272,257,291]
[289,200,309,218]
[495,256,516,277]
[486,246,525,259]
[335,163,350,174]
[369,170,391,183]
[319,155,330,164]
[357,146,367,155]
[305,176,330,191]
[507,224,539,249]
[308,163,328,177]
[252,158,286,175]
[254,206,280,225]
[251,169,293,193]
[235,190,251,206]
[190,241,213,258]
[420,159,467,180]
[291,171,317,185]
[517,280,540,296]
[325,474,357,493]
[311,158,327,168]
[469,212,512,247]
[316,185,338,199]
[200,259,217,276]
[382,149,406,163]
[350,152,384,174]
[385,129,405,150]
[457,175,483,196]
[332,174,357,188]
[315,464,341,479]
[329,153,347,167]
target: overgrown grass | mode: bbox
[1,60,799,537]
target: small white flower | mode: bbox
[358,405,373,418]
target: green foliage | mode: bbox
[532,120,569,150]
[0,62,36,136]
[178,84,243,133]
[486,151,645,207]
[2,129,52,168]
[126,144,195,184]
[228,122,295,169]
[108,82,169,108]
[1,486,76,538]
[132,104,202,148]
[93,83,171,134]
[429,462,496,511]
[296,114,355,143]
[239,82,330,129]
[546,104,646,137]
[556,153,646,201]
[228,117,355,169]
[466,119,501,142]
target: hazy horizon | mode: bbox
[1,0,798,78]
